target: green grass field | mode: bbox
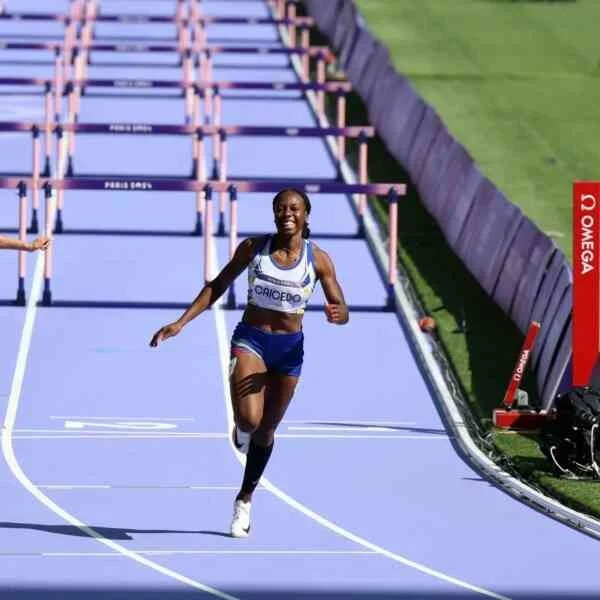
[356,0,600,263]
[346,0,600,517]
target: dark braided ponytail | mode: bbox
[272,188,312,239]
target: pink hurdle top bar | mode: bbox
[0,77,351,93]
[0,41,331,57]
[0,177,405,197]
[0,121,374,138]
[58,122,374,138]
[0,12,314,25]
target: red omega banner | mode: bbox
[573,182,600,386]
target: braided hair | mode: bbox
[272,188,311,239]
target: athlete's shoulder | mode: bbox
[232,237,264,264]
[310,243,334,276]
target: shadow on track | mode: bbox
[0,522,230,540]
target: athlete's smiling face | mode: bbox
[273,191,307,237]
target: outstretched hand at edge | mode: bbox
[150,322,183,347]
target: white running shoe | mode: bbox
[232,425,250,454]
[230,499,251,538]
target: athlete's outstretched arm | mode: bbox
[0,235,50,252]
[314,245,349,325]
[150,238,258,346]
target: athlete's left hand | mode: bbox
[324,302,348,324]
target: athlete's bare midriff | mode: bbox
[242,304,303,334]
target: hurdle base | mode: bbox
[211,161,219,180]
[356,217,365,238]
[493,409,547,431]
[66,156,74,177]
[217,214,226,237]
[193,212,203,236]
[42,279,52,306]
[42,158,51,178]
[385,286,396,312]
[16,278,26,306]
[28,209,39,234]
[54,210,64,234]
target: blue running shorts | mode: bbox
[230,322,304,377]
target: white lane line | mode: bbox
[35,550,376,558]
[286,426,443,434]
[37,485,112,490]
[283,420,417,425]
[9,429,225,435]
[64,420,178,430]
[12,433,452,441]
[50,416,196,422]
[36,485,259,491]
[2,100,238,600]
[8,431,450,440]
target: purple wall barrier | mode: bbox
[535,289,571,405]
[387,97,426,167]
[366,64,401,132]
[344,28,377,84]
[304,0,342,40]
[528,251,569,337]
[417,127,457,221]
[437,146,483,247]
[355,42,392,107]
[333,2,360,69]
[541,322,572,407]
[492,217,545,315]
[374,74,421,157]
[405,106,442,187]
[453,178,522,295]
[531,264,571,370]
[510,242,563,338]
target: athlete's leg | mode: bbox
[236,373,299,505]
[254,373,299,447]
[229,349,267,434]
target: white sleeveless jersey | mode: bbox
[247,236,317,315]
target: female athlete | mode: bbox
[150,188,349,538]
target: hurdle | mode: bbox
[211,180,405,310]
[0,76,349,125]
[206,125,373,235]
[0,122,48,233]
[0,179,34,304]
[0,177,404,307]
[1,42,334,122]
[52,120,373,235]
[0,11,314,28]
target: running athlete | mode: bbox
[0,235,50,252]
[150,188,349,538]
[0,235,49,252]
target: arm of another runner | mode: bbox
[314,244,349,325]
[0,235,50,252]
[150,238,258,347]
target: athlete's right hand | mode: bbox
[150,322,183,347]
[28,236,50,252]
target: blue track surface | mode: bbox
[1,1,600,598]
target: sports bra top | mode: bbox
[247,235,317,315]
